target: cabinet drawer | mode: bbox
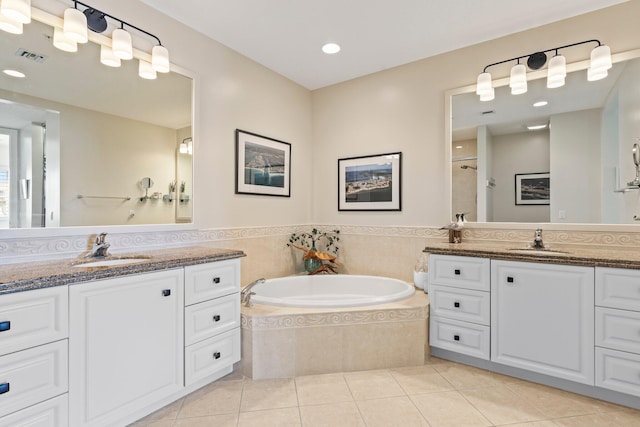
[0,286,68,357]
[185,293,241,346]
[185,328,240,385]
[428,255,490,291]
[596,267,640,311]
[596,307,640,354]
[596,347,640,397]
[0,340,68,419]
[430,316,490,360]
[0,394,68,427]
[185,259,241,306]
[429,285,490,326]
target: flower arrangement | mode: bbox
[287,228,341,274]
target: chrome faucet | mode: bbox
[88,232,110,257]
[241,278,265,307]
[531,228,545,249]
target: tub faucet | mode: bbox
[531,228,545,249]
[241,278,265,307]
[87,232,110,257]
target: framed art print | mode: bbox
[515,172,550,205]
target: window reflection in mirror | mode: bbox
[450,53,640,225]
[0,17,193,228]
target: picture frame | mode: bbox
[338,152,402,211]
[515,172,550,205]
[235,129,291,197]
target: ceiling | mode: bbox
[140,0,627,90]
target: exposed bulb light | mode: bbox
[100,44,121,67]
[138,59,156,79]
[63,7,88,43]
[533,101,548,107]
[0,0,31,24]
[112,28,133,60]
[509,63,527,95]
[3,69,25,78]
[322,42,341,54]
[151,45,170,73]
[547,54,566,88]
[0,12,21,33]
[53,27,78,52]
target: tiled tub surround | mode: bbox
[241,292,429,379]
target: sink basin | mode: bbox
[509,248,568,256]
[74,258,150,268]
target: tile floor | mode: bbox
[130,357,640,427]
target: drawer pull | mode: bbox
[454,269,461,275]
[162,289,171,297]
[0,383,9,395]
[213,352,221,360]
[212,277,221,284]
[453,334,460,341]
[454,302,461,308]
[213,314,221,322]
[0,321,10,332]
[507,277,514,283]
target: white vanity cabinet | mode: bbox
[69,269,184,427]
[0,286,69,425]
[184,259,241,385]
[428,255,491,359]
[491,260,594,385]
[595,267,640,397]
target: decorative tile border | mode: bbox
[241,306,428,331]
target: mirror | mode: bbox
[450,50,640,225]
[0,17,193,228]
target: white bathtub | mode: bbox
[248,274,415,308]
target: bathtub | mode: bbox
[248,274,415,308]
[241,274,429,379]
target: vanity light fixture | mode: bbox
[99,44,120,67]
[53,27,77,52]
[0,11,22,33]
[180,137,193,155]
[0,0,31,24]
[476,39,612,101]
[63,4,88,43]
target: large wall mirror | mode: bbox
[449,49,640,225]
[0,15,193,229]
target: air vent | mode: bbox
[15,48,47,63]
[481,110,495,115]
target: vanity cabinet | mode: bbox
[428,255,491,359]
[595,267,640,397]
[491,260,594,385]
[0,286,69,425]
[69,269,184,427]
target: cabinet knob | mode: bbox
[0,321,10,332]
[454,269,461,275]
[212,277,221,284]
[0,382,9,395]
[213,352,221,360]
[213,314,221,322]
[507,276,514,283]
[162,289,171,297]
[453,335,460,341]
[454,302,461,308]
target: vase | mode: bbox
[304,245,323,273]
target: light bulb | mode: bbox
[151,45,170,73]
[53,27,77,52]
[63,7,88,43]
[112,28,133,60]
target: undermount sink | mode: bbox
[73,258,151,268]
[509,248,569,256]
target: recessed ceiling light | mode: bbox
[533,101,548,107]
[322,43,341,54]
[455,145,463,149]
[3,69,25,78]
[527,123,548,130]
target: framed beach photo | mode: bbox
[515,172,550,205]
[338,152,402,211]
[235,129,291,197]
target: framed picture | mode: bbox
[338,152,402,211]
[235,129,291,197]
[515,172,550,205]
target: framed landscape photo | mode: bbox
[235,129,291,197]
[515,172,550,205]
[338,152,402,211]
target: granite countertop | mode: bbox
[0,246,245,295]
[423,240,640,269]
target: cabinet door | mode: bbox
[69,269,184,427]
[491,261,594,385]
